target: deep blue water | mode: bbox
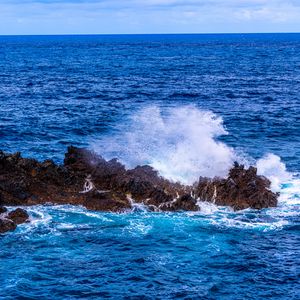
[0,34,299,299]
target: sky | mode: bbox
[0,0,300,35]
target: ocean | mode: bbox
[0,34,299,299]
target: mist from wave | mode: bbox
[92,106,295,187]
[92,106,236,184]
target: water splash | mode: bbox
[90,105,300,222]
[256,153,293,192]
[92,105,235,184]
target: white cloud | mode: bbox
[0,0,299,34]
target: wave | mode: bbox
[6,105,297,234]
[256,153,293,192]
[91,105,295,188]
[90,105,300,223]
[92,105,236,184]
[13,193,298,235]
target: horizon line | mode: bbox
[0,32,300,37]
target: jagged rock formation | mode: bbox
[195,162,278,210]
[0,147,278,215]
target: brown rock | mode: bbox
[8,208,29,225]
[0,147,279,212]
[0,218,17,234]
[159,194,198,211]
[195,162,278,210]
[0,206,7,214]
[83,190,130,212]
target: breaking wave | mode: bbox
[90,105,300,220]
[92,105,236,184]
[256,153,293,192]
[92,105,295,189]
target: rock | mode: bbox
[0,206,7,214]
[0,148,279,212]
[83,190,130,212]
[63,147,186,210]
[0,207,30,234]
[7,208,29,225]
[159,194,198,211]
[195,162,278,210]
[0,218,17,234]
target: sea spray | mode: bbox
[92,105,235,184]
[256,153,293,192]
[91,105,297,204]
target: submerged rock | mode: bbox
[0,147,278,213]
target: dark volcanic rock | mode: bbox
[63,147,187,210]
[0,218,16,234]
[0,206,7,214]
[195,163,278,210]
[0,207,30,233]
[8,208,29,225]
[0,148,279,212]
[159,194,198,211]
[83,190,130,212]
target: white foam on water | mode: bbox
[255,154,300,225]
[127,196,150,213]
[279,179,300,206]
[90,105,300,231]
[5,205,52,231]
[3,107,292,233]
[195,200,221,214]
[124,219,153,236]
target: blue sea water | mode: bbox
[0,34,300,299]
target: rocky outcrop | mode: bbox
[0,207,29,234]
[0,147,278,213]
[159,194,198,212]
[195,162,278,210]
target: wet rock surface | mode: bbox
[0,147,278,214]
[0,207,29,234]
[195,163,278,210]
[0,218,17,234]
[0,206,7,214]
[8,208,30,225]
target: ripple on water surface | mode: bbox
[0,34,300,299]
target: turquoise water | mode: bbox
[2,193,299,299]
[0,34,299,299]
